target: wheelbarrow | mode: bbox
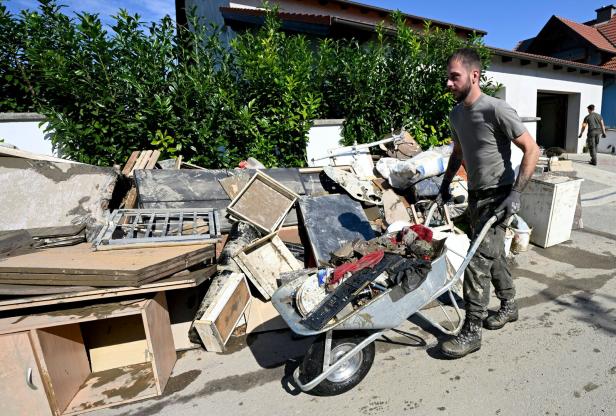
[271,210,503,396]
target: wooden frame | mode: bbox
[0,292,175,415]
[234,233,303,299]
[226,171,299,233]
[192,273,252,352]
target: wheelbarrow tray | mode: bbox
[272,254,449,336]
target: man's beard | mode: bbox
[453,78,472,102]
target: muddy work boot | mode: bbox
[441,318,482,359]
[484,299,518,330]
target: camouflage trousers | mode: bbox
[464,186,516,321]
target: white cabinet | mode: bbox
[519,175,583,248]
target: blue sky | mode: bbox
[3,0,614,48]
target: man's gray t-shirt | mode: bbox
[449,94,527,191]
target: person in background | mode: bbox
[578,104,607,166]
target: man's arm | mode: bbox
[496,131,540,218]
[443,140,463,185]
[600,118,607,138]
[512,131,540,192]
[579,121,588,138]
[438,140,463,203]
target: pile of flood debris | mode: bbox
[0,130,584,413]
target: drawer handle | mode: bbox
[26,367,35,388]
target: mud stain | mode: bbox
[115,366,286,416]
[537,245,616,270]
[164,370,202,395]
[583,382,600,392]
[578,227,616,242]
[513,269,614,309]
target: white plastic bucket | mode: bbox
[504,228,514,254]
[512,227,532,253]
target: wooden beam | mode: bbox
[501,56,513,63]
[580,69,589,74]
[520,59,531,66]
[538,62,548,68]
[567,67,576,72]
[553,65,563,70]
[592,71,600,76]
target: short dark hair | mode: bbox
[448,48,482,71]
[587,104,595,111]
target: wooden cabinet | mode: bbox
[0,332,52,416]
[0,292,176,415]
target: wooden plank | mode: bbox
[0,299,146,335]
[0,250,211,285]
[142,292,176,394]
[63,362,157,415]
[218,174,250,199]
[0,265,216,312]
[135,150,153,171]
[246,297,287,334]
[121,151,140,176]
[410,204,421,225]
[382,189,412,225]
[0,283,94,296]
[31,325,90,414]
[277,225,303,245]
[135,169,232,203]
[0,332,53,416]
[121,187,138,210]
[0,230,33,256]
[144,150,161,170]
[81,315,149,372]
[95,239,218,252]
[227,171,299,233]
[0,243,214,276]
[192,273,251,352]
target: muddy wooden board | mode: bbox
[298,194,375,266]
[227,171,299,233]
[192,273,252,352]
[382,189,412,225]
[235,233,303,299]
[0,243,213,275]
[135,169,233,205]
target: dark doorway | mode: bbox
[536,93,568,148]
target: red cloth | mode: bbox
[330,250,385,285]
[410,224,433,243]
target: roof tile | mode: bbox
[556,16,616,53]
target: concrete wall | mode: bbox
[0,114,54,156]
[486,58,604,153]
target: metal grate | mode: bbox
[94,208,221,248]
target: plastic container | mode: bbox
[504,227,515,254]
[511,227,532,253]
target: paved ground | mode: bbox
[92,154,616,416]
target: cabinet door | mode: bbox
[0,332,52,416]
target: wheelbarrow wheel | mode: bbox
[299,332,375,396]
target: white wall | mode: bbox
[486,58,604,153]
